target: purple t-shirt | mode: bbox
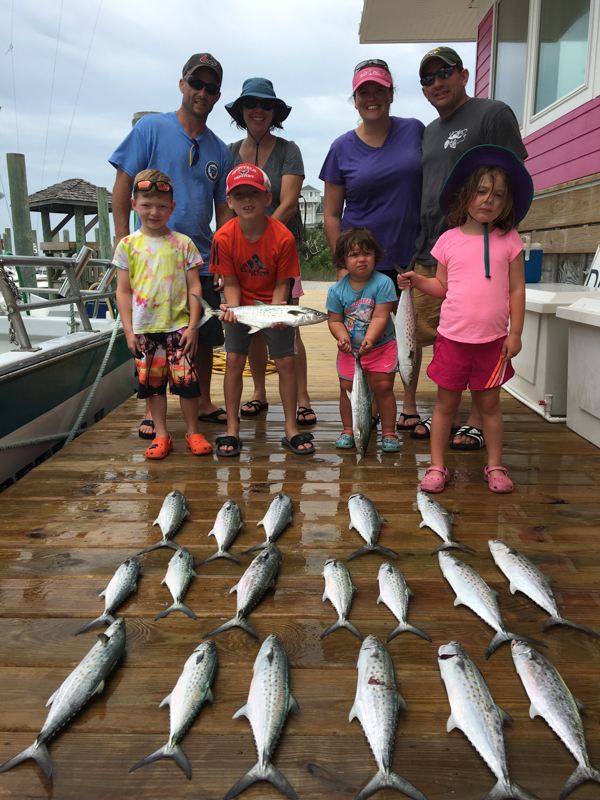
[319,116,424,269]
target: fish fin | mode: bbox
[252,299,267,305]
[419,521,427,528]
[453,597,464,607]
[203,616,258,639]
[159,693,172,708]
[431,541,475,556]
[207,529,215,538]
[559,763,600,800]
[94,679,105,695]
[347,546,371,561]
[346,390,352,403]
[484,631,509,659]
[374,545,398,557]
[136,541,164,556]
[230,582,239,594]
[152,517,160,527]
[246,326,261,335]
[574,696,588,711]
[322,589,329,602]
[198,550,242,566]
[484,779,541,800]
[354,768,428,800]
[242,543,266,555]
[507,631,548,651]
[191,570,198,578]
[509,581,519,595]
[98,588,106,597]
[184,509,190,517]
[257,518,266,529]
[224,761,298,800]
[320,620,342,639]
[129,743,192,779]
[206,688,214,703]
[408,587,414,597]
[164,540,182,551]
[497,706,514,725]
[193,295,215,329]
[491,588,501,597]
[446,712,462,733]
[400,622,432,643]
[46,689,59,707]
[541,615,600,639]
[74,614,112,635]
[398,694,408,711]
[376,594,382,604]
[342,619,363,641]
[349,703,359,723]
[0,739,52,779]
[232,703,250,720]
[529,702,542,719]
[288,694,299,712]
[160,577,166,585]
[98,632,109,644]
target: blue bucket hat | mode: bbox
[225,78,291,129]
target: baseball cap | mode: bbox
[419,47,464,77]
[352,59,393,92]
[226,164,272,194]
[182,53,223,84]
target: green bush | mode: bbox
[299,223,335,281]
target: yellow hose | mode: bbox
[212,346,276,376]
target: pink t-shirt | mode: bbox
[431,227,523,344]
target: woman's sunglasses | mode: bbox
[354,58,390,74]
[134,180,173,193]
[183,76,220,95]
[420,65,457,86]
[243,97,275,111]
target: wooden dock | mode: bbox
[0,288,599,800]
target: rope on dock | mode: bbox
[211,346,276,377]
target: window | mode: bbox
[307,214,312,223]
[494,0,530,125]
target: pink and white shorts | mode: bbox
[337,340,398,381]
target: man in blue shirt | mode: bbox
[110,53,233,434]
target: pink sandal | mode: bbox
[420,466,450,493]
[484,465,514,493]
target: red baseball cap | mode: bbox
[226,164,272,194]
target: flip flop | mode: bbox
[297,406,317,425]
[450,425,485,450]
[198,408,227,425]
[410,417,432,440]
[240,400,268,417]
[215,435,243,457]
[372,415,380,427]
[145,435,173,460]
[186,433,213,456]
[396,413,421,431]
[138,419,155,440]
[281,433,315,454]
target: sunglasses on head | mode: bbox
[243,97,275,111]
[354,58,390,75]
[183,75,220,95]
[420,65,457,86]
[134,180,173,193]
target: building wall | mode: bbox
[474,7,493,99]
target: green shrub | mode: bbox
[299,223,335,281]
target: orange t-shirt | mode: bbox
[209,217,299,306]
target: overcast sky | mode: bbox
[0,0,475,248]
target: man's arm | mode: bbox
[215,202,235,229]
[112,168,134,250]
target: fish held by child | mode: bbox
[391,282,416,387]
[347,353,373,457]
[193,294,328,334]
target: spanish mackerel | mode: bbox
[377,562,431,643]
[347,352,373,456]
[417,490,475,556]
[350,635,428,800]
[489,540,599,639]
[391,286,416,387]
[195,294,328,334]
[348,493,398,561]
[225,634,298,800]
[511,641,600,800]
[438,550,546,659]
[155,547,197,621]
[438,640,540,800]
[198,500,244,566]
[137,490,189,555]
[0,618,126,779]
[244,493,293,554]
[203,543,281,639]
[321,558,362,640]
[129,640,217,779]
[75,557,141,635]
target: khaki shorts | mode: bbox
[413,262,443,348]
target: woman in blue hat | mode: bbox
[226,78,315,426]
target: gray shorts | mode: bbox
[224,323,295,359]
[197,275,225,348]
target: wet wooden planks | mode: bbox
[0,288,599,799]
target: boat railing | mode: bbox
[0,246,118,351]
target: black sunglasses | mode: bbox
[420,65,457,87]
[183,75,220,95]
[354,58,390,75]
[134,180,173,193]
[243,97,275,111]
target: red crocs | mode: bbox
[145,435,173,460]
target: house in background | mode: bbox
[359,0,600,284]
[300,185,324,228]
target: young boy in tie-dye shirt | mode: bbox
[115,168,212,460]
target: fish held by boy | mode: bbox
[347,493,398,561]
[347,352,373,457]
[244,493,293,554]
[350,635,429,800]
[377,562,431,643]
[129,640,217,779]
[438,640,541,800]
[155,547,198,621]
[417,490,476,556]
[74,557,141,635]
[137,490,190,556]
[198,500,244,566]
[391,281,416,387]
[193,294,328,334]
[0,618,126,779]
[321,558,362,640]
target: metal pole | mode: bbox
[0,266,35,350]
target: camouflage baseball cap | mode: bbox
[182,53,223,84]
[419,46,464,77]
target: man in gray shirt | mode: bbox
[398,46,527,448]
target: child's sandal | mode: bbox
[336,430,355,449]
[420,466,450,493]
[186,433,213,456]
[382,432,401,453]
[484,465,514,493]
[145,435,173,460]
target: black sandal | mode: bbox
[215,435,243,457]
[449,425,485,450]
[410,417,432,440]
[281,433,315,454]
[396,413,421,431]
[138,419,155,440]
[297,406,317,426]
[240,400,268,417]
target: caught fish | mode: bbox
[347,493,398,561]
[138,490,190,555]
[377,562,431,643]
[350,635,428,800]
[194,294,328,334]
[129,640,218,779]
[0,618,126,779]
[198,500,244,566]
[155,547,197,621]
[489,540,599,640]
[75,557,141,635]
[511,641,600,800]
[225,634,298,800]
[244,493,293,554]
[438,550,546,659]
[438,640,540,800]
[347,352,373,457]
[417,490,475,556]
[321,558,362,640]
[391,286,416,387]
[203,544,281,639]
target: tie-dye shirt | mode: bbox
[114,230,203,334]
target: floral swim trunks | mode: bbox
[135,329,200,399]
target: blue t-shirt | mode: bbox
[109,112,232,274]
[319,116,424,269]
[326,271,396,350]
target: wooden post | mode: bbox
[6,153,36,288]
[40,209,52,253]
[63,229,70,244]
[3,229,12,254]
[75,207,85,252]
[96,186,112,259]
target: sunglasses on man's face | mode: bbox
[243,97,275,111]
[183,75,220,95]
[134,180,173,193]
[420,65,457,87]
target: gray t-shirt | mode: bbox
[414,97,528,265]
[229,137,305,241]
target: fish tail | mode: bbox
[485,631,510,659]
[198,550,242,566]
[430,541,476,556]
[483,778,541,800]
[192,294,214,329]
[74,613,115,635]
[320,620,342,639]
[542,615,600,640]
[154,602,197,622]
[343,619,363,641]
[347,546,371,561]
[387,622,432,643]
[203,616,258,639]
[559,763,600,800]
[373,545,399,558]
[242,543,267,555]
[129,742,192,779]
[355,768,428,800]
[508,631,548,651]
[224,761,298,800]
[136,542,164,556]
[0,739,52,779]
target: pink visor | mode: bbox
[352,66,393,92]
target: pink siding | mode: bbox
[475,8,493,99]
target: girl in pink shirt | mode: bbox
[399,145,533,494]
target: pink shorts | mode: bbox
[337,340,398,381]
[292,276,304,299]
[427,333,515,391]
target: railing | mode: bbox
[0,246,118,351]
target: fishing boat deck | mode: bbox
[0,287,599,800]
